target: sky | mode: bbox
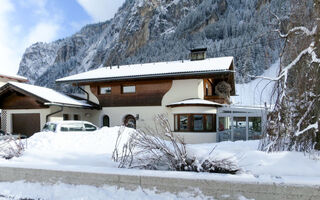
[0,0,125,75]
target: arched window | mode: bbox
[124,115,136,129]
[102,115,110,127]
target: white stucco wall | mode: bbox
[99,106,167,128]
[162,79,204,105]
[174,132,217,144]
[170,106,218,114]
[84,85,99,104]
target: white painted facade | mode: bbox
[83,79,224,144]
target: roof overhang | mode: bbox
[167,103,223,108]
[166,99,223,108]
[56,70,235,85]
[0,83,99,110]
[0,73,28,82]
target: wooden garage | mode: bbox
[0,82,99,137]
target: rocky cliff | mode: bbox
[18,0,292,92]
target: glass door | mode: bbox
[232,117,247,141]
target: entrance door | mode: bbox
[124,115,136,129]
[232,117,247,141]
[102,115,110,127]
[12,113,40,137]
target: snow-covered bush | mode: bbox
[112,114,239,174]
[0,134,25,159]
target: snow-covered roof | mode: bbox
[2,82,94,108]
[167,98,222,107]
[0,72,28,82]
[56,57,234,84]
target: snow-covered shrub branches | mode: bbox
[260,0,320,153]
[112,114,239,174]
[0,133,25,159]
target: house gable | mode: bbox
[0,90,48,109]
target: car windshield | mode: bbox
[43,123,57,132]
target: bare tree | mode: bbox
[112,114,239,174]
[259,0,320,153]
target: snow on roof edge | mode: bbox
[167,98,223,107]
[56,56,234,83]
[0,73,28,81]
[5,82,93,108]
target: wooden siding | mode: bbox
[0,91,48,109]
[90,80,172,107]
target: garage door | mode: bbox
[12,113,40,137]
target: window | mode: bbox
[42,123,57,132]
[179,115,189,131]
[205,83,209,96]
[100,86,111,94]
[122,85,136,93]
[206,115,213,130]
[218,117,232,141]
[174,114,216,132]
[63,114,69,121]
[193,115,204,131]
[60,123,84,132]
[84,123,97,131]
[248,117,262,140]
[73,114,80,121]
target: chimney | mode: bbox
[190,47,207,61]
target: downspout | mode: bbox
[46,106,63,122]
[78,85,89,101]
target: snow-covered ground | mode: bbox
[0,181,212,200]
[231,60,279,106]
[0,126,319,187]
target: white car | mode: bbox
[42,121,98,133]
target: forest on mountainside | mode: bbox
[18,0,292,92]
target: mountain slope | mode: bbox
[18,0,291,92]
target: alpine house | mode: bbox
[57,49,267,143]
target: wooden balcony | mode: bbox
[204,95,227,104]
